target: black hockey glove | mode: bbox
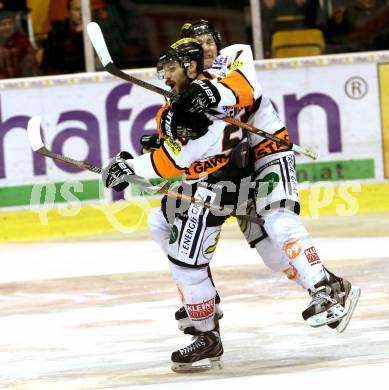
[172,79,221,114]
[159,108,212,140]
[102,151,134,192]
[140,133,162,154]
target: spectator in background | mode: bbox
[261,0,278,58]
[42,0,85,74]
[0,6,38,79]
[91,0,129,69]
[93,0,151,69]
[326,0,389,52]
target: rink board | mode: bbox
[1,51,389,240]
[2,181,389,242]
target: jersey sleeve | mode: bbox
[212,45,262,108]
[132,135,214,179]
[156,104,169,140]
[132,140,185,179]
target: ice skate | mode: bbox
[175,294,223,335]
[302,278,349,328]
[171,329,223,373]
[324,270,361,333]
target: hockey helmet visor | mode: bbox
[157,38,204,79]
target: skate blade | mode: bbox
[171,357,223,373]
[336,286,361,333]
[307,303,347,328]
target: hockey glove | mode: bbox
[159,109,212,140]
[172,79,221,114]
[102,151,134,192]
[140,133,162,154]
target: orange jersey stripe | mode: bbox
[219,70,254,107]
[151,145,185,178]
[156,104,169,139]
[252,128,290,159]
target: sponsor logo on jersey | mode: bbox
[238,204,254,233]
[180,199,203,257]
[255,172,280,197]
[187,155,229,177]
[283,239,302,260]
[304,246,321,264]
[213,56,227,66]
[228,60,244,71]
[165,137,181,156]
[286,154,299,197]
[283,264,298,280]
[253,128,290,159]
[181,215,198,254]
[203,231,221,259]
[169,224,179,244]
[187,298,215,320]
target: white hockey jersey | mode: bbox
[207,44,262,109]
[132,102,244,180]
[132,44,264,181]
[209,45,288,161]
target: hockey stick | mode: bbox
[27,116,263,225]
[87,22,317,160]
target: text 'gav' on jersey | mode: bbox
[132,104,247,181]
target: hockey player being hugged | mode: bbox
[173,19,361,333]
[102,38,254,372]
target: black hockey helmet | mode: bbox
[180,19,222,50]
[157,38,204,79]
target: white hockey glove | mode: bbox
[102,151,134,192]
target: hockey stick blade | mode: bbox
[87,22,112,66]
[27,115,45,152]
[87,22,174,100]
[26,117,263,225]
[88,22,317,160]
[27,116,101,173]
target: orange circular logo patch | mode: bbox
[283,265,298,280]
[283,239,302,260]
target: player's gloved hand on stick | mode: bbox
[140,133,162,154]
[172,79,221,114]
[102,151,134,192]
[159,108,213,140]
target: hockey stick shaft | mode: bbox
[27,117,263,225]
[87,22,317,160]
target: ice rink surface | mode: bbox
[1,216,389,390]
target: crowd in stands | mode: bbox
[261,0,389,57]
[0,0,38,78]
[0,0,149,79]
[0,0,388,79]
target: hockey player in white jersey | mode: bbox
[171,19,361,333]
[102,38,254,372]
